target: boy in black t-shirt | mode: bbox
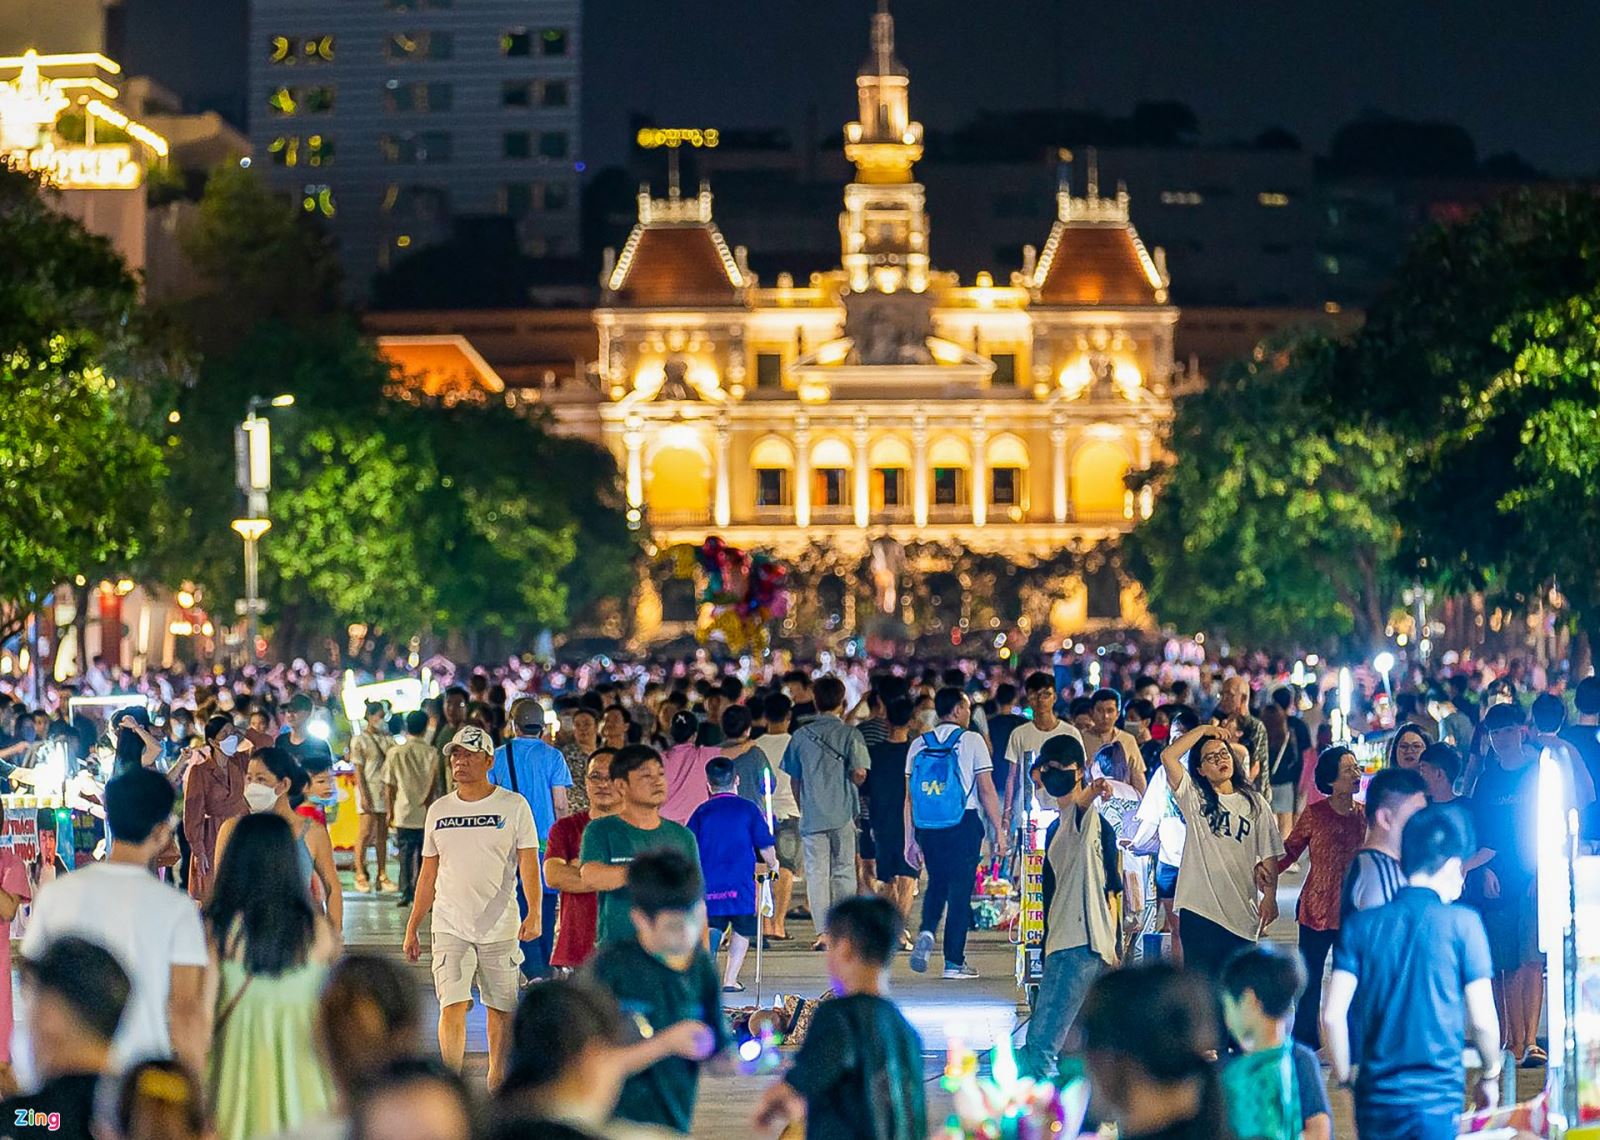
[753,896,926,1140]
[583,849,728,1134]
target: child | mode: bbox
[686,757,779,993]
[583,849,727,1135]
[1220,945,1331,1140]
[753,896,926,1140]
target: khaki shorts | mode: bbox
[430,931,523,1011]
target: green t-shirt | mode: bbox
[583,938,729,1134]
[577,814,702,945]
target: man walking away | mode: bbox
[756,693,801,940]
[904,688,1007,979]
[403,726,541,1090]
[781,676,869,950]
[21,769,209,1076]
[349,701,397,894]
[1339,768,1427,920]
[1323,804,1501,1139]
[386,710,441,907]
[491,698,573,980]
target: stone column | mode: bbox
[794,416,811,529]
[1051,422,1068,523]
[624,423,644,511]
[971,420,989,528]
[912,416,929,528]
[714,418,731,528]
[853,419,870,529]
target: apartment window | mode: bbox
[268,35,334,64]
[501,81,533,108]
[991,467,1020,506]
[933,467,967,506]
[386,0,451,8]
[386,31,453,61]
[381,184,450,221]
[267,85,334,115]
[300,183,335,217]
[384,81,452,112]
[502,184,533,216]
[755,353,783,389]
[541,181,569,211]
[268,134,334,167]
[503,131,531,159]
[814,468,849,507]
[1158,190,1203,206]
[538,131,568,159]
[501,29,532,56]
[755,469,789,507]
[380,131,452,164]
[1258,191,1291,207]
[541,28,569,55]
[990,352,1016,387]
[539,80,569,108]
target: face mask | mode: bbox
[1040,767,1079,798]
[243,783,279,813]
[1150,722,1170,742]
[310,791,337,808]
[219,736,241,757]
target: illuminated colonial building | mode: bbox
[544,2,1175,636]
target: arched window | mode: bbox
[750,436,794,508]
[928,436,971,507]
[1071,436,1132,521]
[810,437,853,507]
[868,436,912,508]
[987,433,1029,510]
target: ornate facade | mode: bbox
[546,2,1176,637]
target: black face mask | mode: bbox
[1040,767,1079,798]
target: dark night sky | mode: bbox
[582,0,1600,174]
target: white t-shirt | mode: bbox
[1004,720,1085,816]
[20,863,209,1072]
[1134,766,1188,869]
[422,787,539,944]
[905,724,992,812]
[1171,769,1285,940]
[755,732,798,819]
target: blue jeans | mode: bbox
[515,881,560,980]
[1355,1101,1460,1140]
[1019,945,1106,1080]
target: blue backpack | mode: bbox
[909,728,970,829]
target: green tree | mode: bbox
[1126,333,1405,649]
[1344,190,1600,644]
[0,170,169,643]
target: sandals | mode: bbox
[1521,1045,1548,1068]
[722,982,746,993]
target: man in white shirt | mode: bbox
[1002,672,1085,836]
[755,692,800,940]
[404,725,540,1091]
[904,688,1006,979]
[20,768,209,1078]
[1079,688,1148,795]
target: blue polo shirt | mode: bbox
[490,736,572,844]
[1333,885,1492,1112]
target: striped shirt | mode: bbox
[1339,848,1405,922]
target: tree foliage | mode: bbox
[1125,333,1404,649]
[0,170,169,641]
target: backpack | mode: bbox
[909,728,971,829]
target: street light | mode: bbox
[233,394,293,663]
[1372,651,1396,701]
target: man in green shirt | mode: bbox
[579,744,702,946]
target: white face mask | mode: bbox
[219,735,241,757]
[243,783,280,813]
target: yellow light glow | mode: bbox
[396,234,412,248]
[635,127,720,150]
[0,52,120,74]
[1113,357,1142,397]
[176,589,196,608]
[1059,356,1092,398]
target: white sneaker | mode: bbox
[943,963,980,980]
[909,931,934,973]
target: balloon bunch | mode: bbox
[668,537,790,656]
[938,1035,1088,1140]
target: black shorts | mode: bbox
[1155,861,1179,900]
[775,818,802,872]
[858,825,877,862]
[708,913,758,939]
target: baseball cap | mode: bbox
[446,725,495,756]
[510,698,546,733]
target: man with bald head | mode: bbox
[1214,676,1270,795]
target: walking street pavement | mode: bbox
[340,864,1542,1138]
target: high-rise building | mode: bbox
[247,0,581,294]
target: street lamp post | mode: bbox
[232,394,294,664]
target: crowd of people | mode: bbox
[0,645,1590,1139]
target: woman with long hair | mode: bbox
[1158,724,1285,981]
[1079,962,1232,1139]
[212,747,343,940]
[182,715,251,901]
[204,813,338,1140]
[1385,724,1429,772]
[1278,745,1365,1050]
